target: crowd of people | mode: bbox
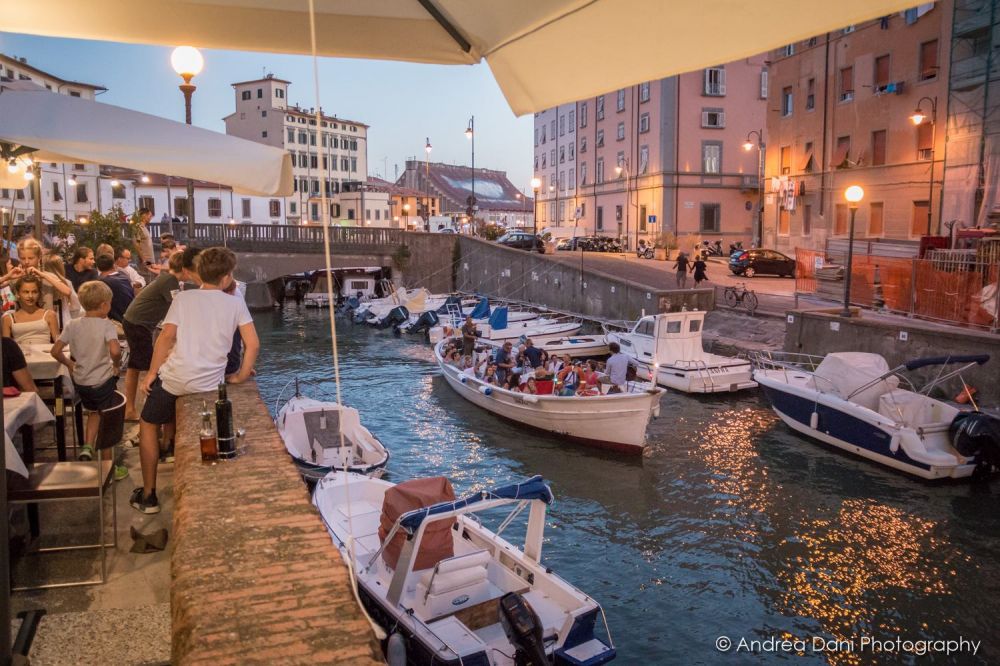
[442,318,632,396]
[1,207,260,516]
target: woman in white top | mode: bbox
[43,254,83,324]
[1,239,72,318]
[1,275,59,347]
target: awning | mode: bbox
[799,149,814,172]
[0,81,293,196]
[3,0,918,116]
[830,141,851,168]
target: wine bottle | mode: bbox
[199,401,218,462]
[216,383,236,459]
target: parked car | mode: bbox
[556,236,599,251]
[497,232,545,253]
[729,249,796,277]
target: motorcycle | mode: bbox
[701,240,724,257]
[636,240,654,259]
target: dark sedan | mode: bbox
[497,232,545,253]
[729,249,796,277]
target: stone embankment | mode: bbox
[171,381,383,665]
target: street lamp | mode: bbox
[910,96,938,236]
[614,159,634,251]
[465,116,475,226]
[424,136,432,229]
[515,192,523,227]
[743,129,764,247]
[530,177,541,236]
[842,185,864,318]
[171,45,204,239]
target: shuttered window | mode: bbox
[874,55,890,88]
[871,130,887,166]
[917,122,933,160]
[920,40,938,80]
[839,66,854,101]
[869,202,884,236]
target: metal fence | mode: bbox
[795,247,1000,331]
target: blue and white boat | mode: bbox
[314,472,616,666]
[752,351,1000,480]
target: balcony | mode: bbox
[740,175,760,191]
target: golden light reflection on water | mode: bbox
[694,407,953,666]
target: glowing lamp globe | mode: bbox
[171,46,204,79]
[844,185,864,203]
[530,177,541,190]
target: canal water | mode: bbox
[253,305,1000,665]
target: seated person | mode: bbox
[95,253,135,323]
[1,275,59,346]
[521,377,538,395]
[2,337,38,393]
[483,364,498,385]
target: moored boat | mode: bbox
[434,338,663,455]
[605,311,756,394]
[752,351,1000,480]
[275,383,390,481]
[313,472,616,665]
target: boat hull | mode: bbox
[437,349,660,455]
[756,375,976,480]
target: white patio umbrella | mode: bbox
[0,81,293,197]
[5,0,918,115]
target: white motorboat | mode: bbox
[473,307,583,345]
[435,338,663,455]
[275,384,389,481]
[304,270,335,309]
[535,335,609,359]
[752,351,1000,480]
[604,311,756,394]
[313,472,616,666]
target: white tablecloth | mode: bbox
[4,392,55,478]
[22,343,74,398]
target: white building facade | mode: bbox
[223,74,369,224]
[533,103,578,233]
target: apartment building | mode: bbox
[763,4,951,252]
[534,57,767,249]
[0,53,105,227]
[223,74,369,224]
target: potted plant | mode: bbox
[652,231,678,261]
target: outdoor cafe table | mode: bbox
[21,343,75,461]
[4,391,55,477]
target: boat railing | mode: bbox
[749,350,825,373]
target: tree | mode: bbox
[52,205,140,260]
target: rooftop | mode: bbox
[0,52,107,91]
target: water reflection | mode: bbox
[255,306,1000,665]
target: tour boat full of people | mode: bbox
[274,380,390,481]
[434,336,663,454]
[313,472,616,666]
[752,351,1000,481]
[604,310,757,393]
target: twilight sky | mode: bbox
[0,32,534,190]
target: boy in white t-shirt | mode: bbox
[132,247,260,514]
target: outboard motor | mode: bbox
[950,412,1000,481]
[377,305,410,329]
[499,592,548,666]
[406,310,439,335]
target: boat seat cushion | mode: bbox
[878,390,958,426]
[417,550,496,619]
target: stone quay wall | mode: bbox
[785,309,1000,405]
[171,381,383,665]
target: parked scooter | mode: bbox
[728,241,744,256]
[637,239,655,259]
[701,240,724,257]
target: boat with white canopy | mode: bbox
[274,381,389,481]
[604,311,756,393]
[752,351,1000,480]
[313,472,616,666]
[435,338,662,455]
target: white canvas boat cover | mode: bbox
[4,0,917,116]
[404,289,428,313]
[813,352,899,410]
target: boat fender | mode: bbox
[386,632,406,666]
[889,433,901,454]
[809,412,819,430]
[460,375,467,384]
[479,386,493,396]
[520,394,539,404]
[652,403,660,418]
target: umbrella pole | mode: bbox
[31,163,43,242]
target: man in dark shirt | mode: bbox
[495,341,515,385]
[95,253,134,323]
[523,338,543,368]
[65,246,98,292]
[2,337,37,392]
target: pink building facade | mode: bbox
[533,56,767,249]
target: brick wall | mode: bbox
[171,381,383,665]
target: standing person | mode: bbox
[672,252,691,289]
[50,281,127,479]
[523,338,543,369]
[121,248,201,422]
[65,247,98,291]
[134,247,259,514]
[114,247,146,293]
[133,207,160,279]
[692,253,709,287]
[604,341,629,394]
[43,255,83,324]
[494,341,516,386]
[460,315,478,358]
[95,254,135,324]
[160,212,173,238]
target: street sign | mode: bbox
[648,215,657,224]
